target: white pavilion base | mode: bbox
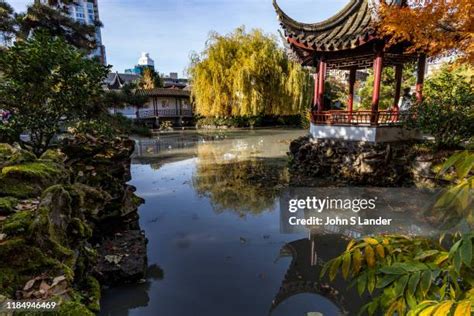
[309,123,422,143]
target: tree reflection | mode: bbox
[192,142,288,215]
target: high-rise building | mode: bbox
[125,52,155,75]
[42,0,107,64]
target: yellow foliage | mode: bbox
[188,27,312,117]
[379,0,473,63]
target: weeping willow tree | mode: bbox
[188,27,312,117]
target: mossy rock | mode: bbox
[40,149,67,163]
[0,143,14,158]
[0,197,18,214]
[70,183,111,218]
[83,276,101,312]
[2,162,65,182]
[0,238,72,297]
[0,210,34,236]
[53,301,95,316]
[0,161,68,198]
[8,149,37,165]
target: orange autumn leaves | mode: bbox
[379,0,473,63]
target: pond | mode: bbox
[99,129,365,316]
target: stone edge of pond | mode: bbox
[0,136,147,315]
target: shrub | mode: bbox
[406,63,474,149]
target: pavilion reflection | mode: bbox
[270,231,363,316]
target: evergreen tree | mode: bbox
[0,1,15,46]
[15,0,98,52]
[0,33,109,155]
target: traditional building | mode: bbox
[105,71,193,125]
[136,88,193,125]
[105,72,140,90]
[274,0,426,142]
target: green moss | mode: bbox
[0,267,21,296]
[0,144,14,161]
[84,276,101,312]
[54,301,95,316]
[1,162,63,181]
[0,181,36,198]
[0,197,18,214]
[0,238,71,297]
[0,211,34,236]
[0,161,68,199]
[31,205,75,261]
[70,183,111,217]
[8,150,37,165]
[69,217,93,239]
[40,149,66,163]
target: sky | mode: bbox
[9,0,348,76]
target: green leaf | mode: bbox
[352,248,363,275]
[460,236,472,267]
[342,252,351,280]
[367,269,376,294]
[394,274,409,297]
[449,239,463,258]
[376,274,399,289]
[406,290,417,309]
[438,152,463,177]
[320,261,330,278]
[346,239,357,251]
[420,270,432,297]
[454,250,462,273]
[414,250,440,261]
[367,300,379,316]
[357,272,367,296]
[329,257,341,281]
[439,283,447,300]
[407,271,421,297]
[379,265,406,275]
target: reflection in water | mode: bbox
[192,142,288,215]
[270,231,363,316]
[99,264,164,316]
[100,130,373,316]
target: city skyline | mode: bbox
[9,0,347,76]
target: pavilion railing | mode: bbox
[311,110,410,126]
[137,108,193,118]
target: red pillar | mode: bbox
[393,64,403,111]
[313,72,319,109]
[348,67,356,119]
[416,54,427,103]
[371,51,384,124]
[317,60,327,112]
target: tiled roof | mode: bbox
[137,88,191,98]
[105,72,140,89]
[274,0,375,51]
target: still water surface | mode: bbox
[99,129,361,316]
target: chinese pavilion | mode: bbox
[274,0,426,142]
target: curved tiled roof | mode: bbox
[137,88,190,98]
[274,0,376,51]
